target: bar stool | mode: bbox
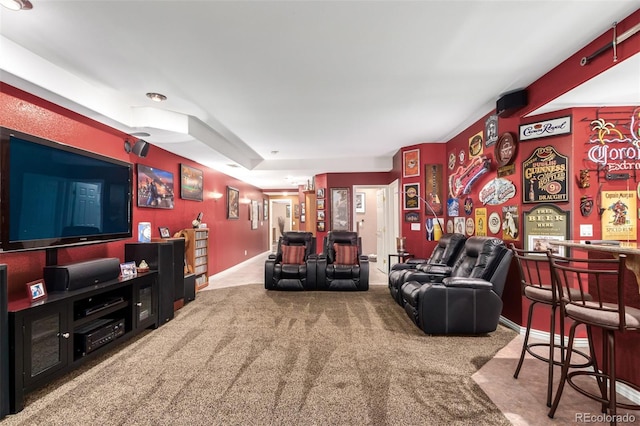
[548,253,640,424]
[510,245,591,407]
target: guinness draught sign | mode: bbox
[522,146,568,204]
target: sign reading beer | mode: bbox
[522,145,568,203]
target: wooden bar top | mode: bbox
[549,240,640,290]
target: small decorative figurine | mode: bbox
[578,169,590,188]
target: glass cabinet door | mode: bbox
[24,305,69,386]
[135,277,157,330]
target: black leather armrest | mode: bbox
[421,264,452,276]
[406,258,428,265]
[442,277,494,291]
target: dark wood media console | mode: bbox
[8,271,158,413]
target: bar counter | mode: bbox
[549,239,640,392]
[550,240,640,291]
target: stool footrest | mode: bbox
[525,342,592,369]
[567,370,640,411]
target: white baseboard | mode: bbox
[499,316,640,405]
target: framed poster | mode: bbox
[251,200,259,229]
[137,164,174,209]
[317,198,325,210]
[330,188,350,231]
[317,188,325,199]
[403,183,420,210]
[355,192,365,213]
[180,164,203,201]
[403,149,420,177]
[263,199,269,220]
[227,186,239,219]
[601,190,637,240]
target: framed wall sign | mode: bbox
[330,188,350,231]
[263,199,269,220]
[522,146,568,203]
[424,164,443,215]
[519,115,571,141]
[523,204,570,256]
[403,183,420,210]
[180,164,203,201]
[495,132,517,167]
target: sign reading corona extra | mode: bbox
[522,146,568,203]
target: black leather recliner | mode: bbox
[400,236,513,334]
[265,232,317,290]
[317,231,369,291]
[388,233,466,305]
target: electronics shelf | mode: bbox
[8,271,158,413]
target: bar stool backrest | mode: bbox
[548,253,628,331]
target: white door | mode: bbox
[376,188,387,273]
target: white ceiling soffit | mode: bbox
[0,2,639,189]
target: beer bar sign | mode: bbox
[522,146,569,203]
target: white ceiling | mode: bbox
[1,1,638,190]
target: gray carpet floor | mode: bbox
[3,284,516,425]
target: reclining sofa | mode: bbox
[400,236,513,334]
[388,233,466,305]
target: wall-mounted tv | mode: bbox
[0,127,133,252]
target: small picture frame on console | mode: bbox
[120,261,137,278]
[26,279,47,302]
[158,226,171,238]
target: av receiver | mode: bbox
[74,318,125,356]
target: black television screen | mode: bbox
[0,127,133,252]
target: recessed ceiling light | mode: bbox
[146,92,167,102]
[226,163,240,168]
[0,0,32,10]
[271,150,279,155]
[131,132,151,137]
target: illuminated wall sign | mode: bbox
[522,146,568,204]
[519,116,571,141]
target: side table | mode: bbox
[388,252,413,267]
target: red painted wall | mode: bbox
[0,85,268,301]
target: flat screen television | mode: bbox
[0,127,133,252]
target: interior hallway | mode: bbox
[204,253,640,425]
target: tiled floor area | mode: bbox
[204,252,640,425]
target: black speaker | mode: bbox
[0,265,8,419]
[43,258,121,292]
[125,242,174,325]
[496,89,528,118]
[131,139,150,157]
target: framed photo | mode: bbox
[403,183,420,210]
[330,187,350,231]
[251,200,259,230]
[286,204,291,218]
[137,164,174,209]
[294,204,300,218]
[263,199,269,220]
[317,210,325,221]
[158,226,171,238]
[180,164,203,201]
[120,261,137,278]
[317,188,325,199]
[403,149,420,177]
[317,221,325,232]
[26,280,47,301]
[227,186,240,219]
[317,198,325,210]
[301,214,306,223]
[355,192,365,213]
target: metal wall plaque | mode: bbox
[519,116,571,141]
[522,145,569,203]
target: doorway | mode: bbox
[269,199,292,252]
[353,182,397,274]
